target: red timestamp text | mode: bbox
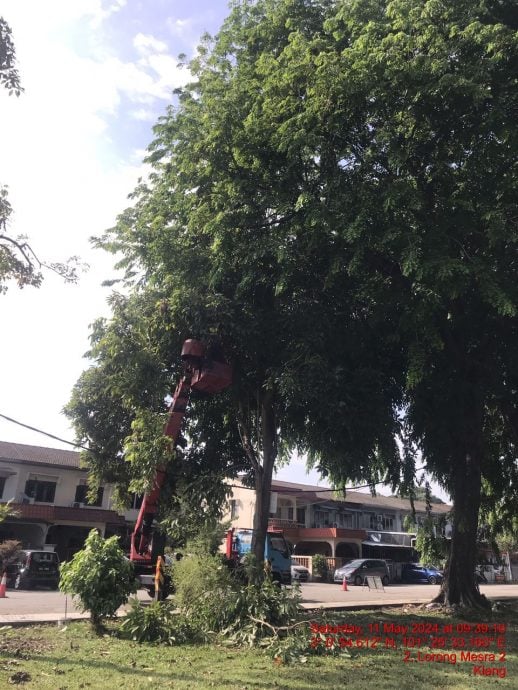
[310,635,382,649]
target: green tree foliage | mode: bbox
[404,514,448,568]
[119,599,195,645]
[59,530,138,631]
[0,539,21,574]
[325,0,516,609]
[0,17,22,96]
[325,0,516,608]
[69,0,402,568]
[479,476,518,556]
[1,185,82,292]
[311,554,329,580]
[222,0,515,608]
[68,0,517,609]
[65,291,248,548]
[182,517,230,556]
[395,485,445,505]
[172,551,301,644]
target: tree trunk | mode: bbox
[434,445,490,610]
[251,392,277,567]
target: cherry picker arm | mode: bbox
[129,338,232,595]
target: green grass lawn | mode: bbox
[0,606,515,690]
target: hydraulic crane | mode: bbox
[130,338,232,597]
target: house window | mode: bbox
[382,515,394,530]
[130,494,143,510]
[25,479,56,503]
[287,506,294,521]
[229,499,238,519]
[337,512,353,528]
[314,510,330,527]
[366,513,377,529]
[296,507,306,525]
[74,485,104,507]
[0,477,5,499]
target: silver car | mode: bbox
[334,558,390,586]
[291,562,310,582]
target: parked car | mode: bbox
[291,561,310,582]
[334,558,390,586]
[5,550,60,590]
[401,563,443,584]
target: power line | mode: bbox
[225,464,430,496]
[0,411,433,497]
[0,412,90,452]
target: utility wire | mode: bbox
[0,412,90,452]
[0,411,434,497]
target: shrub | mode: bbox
[172,553,237,634]
[312,554,328,579]
[173,552,301,643]
[0,539,21,574]
[120,599,195,644]
[222,574,302,646]
[59,530,138,631]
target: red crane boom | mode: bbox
[130,339,232,568]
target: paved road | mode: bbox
[1,583,517,623]
[298,582,518,608]
[0,587,151,623]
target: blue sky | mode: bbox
[0,1,449,500]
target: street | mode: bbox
[1,583,517,622]
[298,581,518,608]
[0,587,151,622]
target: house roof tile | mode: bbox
[0,441,81,469]
[271,479,451,514]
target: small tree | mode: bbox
[312,554,328,581]
[59,530,137,632]
[0,539,21,574]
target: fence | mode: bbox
[291,555,350,581]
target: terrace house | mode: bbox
[226,478,452,566]
[0,441,139,561]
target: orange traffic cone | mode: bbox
[0,572,7,598]
[342,576,348,591]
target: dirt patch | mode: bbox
[8,670,31,684]
[0,634,55,659]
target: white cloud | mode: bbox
[2,0,126,34]
[131,109,158,122]
[167,18,192,36]
[134,32,168,55]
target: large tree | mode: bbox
[293,0,517,608]
[69,0,517,607]
[69,0,402,565]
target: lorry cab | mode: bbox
[226,528,292,585]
